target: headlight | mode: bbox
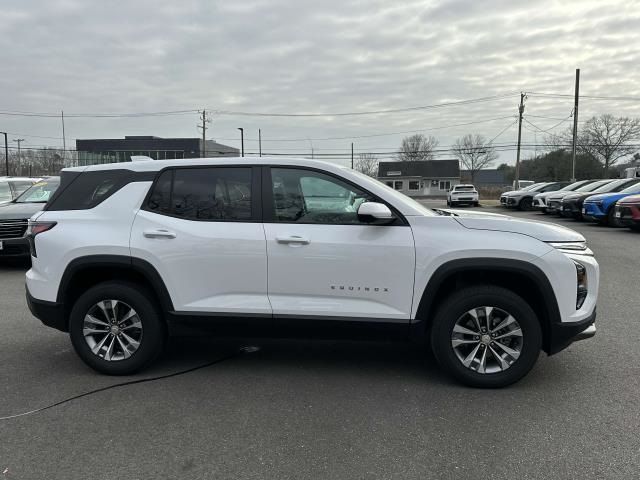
[547,241,592,255]
[574,260,588,309]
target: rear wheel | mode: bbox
[69,281,166,375]
[518,197,533,211]
[431,285,542,388]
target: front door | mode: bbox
[263,167,415,321]
[130,165,270,315]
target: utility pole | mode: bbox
[1,132,8,176]
[351,143,354,169]
[571,68,580,182]
[61,110,67,162]
[13,139,24,174]
[237,128,244,156]
[514,92,526,188]
[198,110,211,158]
[259,129,262,157]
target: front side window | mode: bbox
[271,168,375,224]
[0,182,11,202]
[146,167,252,221]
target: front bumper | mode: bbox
[615,204,640,226]
[560,201,582,217]
[533,197,547,210]
[547,199,562,214]
[26,285,67,332]
[0,237,30,257]
[547,309,597,355]
[582,202,606,221]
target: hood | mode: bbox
[619,194,640,205]
[0,202,46,220]
[434,208,508,218]
[501,189,528,197]
[584,192,627,204]
[454,215,584,242]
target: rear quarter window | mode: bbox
[46,170,138,211]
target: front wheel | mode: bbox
[431,285,542,388]
[69,281,166,375]
[519,197,533,211]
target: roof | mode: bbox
[461,169,506,184]
[377,160,459,178]
[63,156,353,173]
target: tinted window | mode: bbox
[47,170,135,211]
[271,168,375,224]
[575,180,611,192]
[147,167,252,221]
[621,181,640,194]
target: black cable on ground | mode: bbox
[0,346,260,421]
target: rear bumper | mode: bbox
[547,309,596,355]
[0,238,30,257]
[26,285,67,332]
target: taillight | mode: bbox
[26,221,56,257]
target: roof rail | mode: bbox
[130,155,154,162]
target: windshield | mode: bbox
[527,183,551,192]
[575,180,611,192]
[561,180,591,191]
[620,182,640,194]
[348,170,436,216]
[15,179,60,203]
[592,178,638,194]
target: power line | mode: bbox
[528,92,640,102]
[0,93,520,119]
[216,115,516,143]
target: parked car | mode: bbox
[501,182,569,211]
[26,158,598,388]
[0,177,60,258]
[500,183,545,207]
[561,178,636,220]
[512,180,535,190]
[0,177,41,206]
[447,184,478,207]
[548,179,612,216]
[533,180,596,213]
[582,179,640,225]
[614,194,640,231]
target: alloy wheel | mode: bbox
[83,300,143,361]
[451,306,523,374]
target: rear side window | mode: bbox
[46,170,134,211]
[145,167,253,221]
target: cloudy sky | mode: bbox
[1,0,639,166]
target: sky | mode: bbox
[1,0,639,167]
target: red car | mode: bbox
[615,194,640,231]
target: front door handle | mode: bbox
[143,229,176,239]
[276,235,310,245]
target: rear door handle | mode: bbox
[143,229,176,239]
[276,235,310,245]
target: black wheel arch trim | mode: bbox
[412,257,562,352]
[57,254,175,313]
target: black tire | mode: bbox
[518,197,533,211]
[431,285,542,388]
[446,199,450,206]
[450,201,457,207]
[631,224,640,232]
[606,207,619,227]
[69,281,166,375]
[473,201,479,207]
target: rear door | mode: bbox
[262,167,415,321]
[130,165,271,316]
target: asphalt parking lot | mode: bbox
[1,207,639,479]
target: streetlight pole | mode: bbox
[237,128,244,156]
[259,129,262,157]
[0,132,8,175]
[13,139,24,175]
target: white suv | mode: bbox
[26,157,599,387]
[447,184,479,207]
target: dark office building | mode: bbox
[76,136,239,165]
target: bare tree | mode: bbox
[354,153,378,177]
[452,134,498,183]
[397,134,438,161]
[579,114,640,177]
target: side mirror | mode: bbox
[357,202,394,223]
